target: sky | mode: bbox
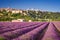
[0,0,60,12]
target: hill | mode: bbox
[0,8,60,22]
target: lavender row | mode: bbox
[0,22,37,30]
[12,23,48,40]
[42,23,60,40]
[0,22,45,40]
[0,22,41,34]
[52,22,60,32]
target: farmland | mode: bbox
[0,22,60,40]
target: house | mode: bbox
[11,9,23,14]
[28,20,32,22]
[12,19,24,22]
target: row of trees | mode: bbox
[28,10,60,21]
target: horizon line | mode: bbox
[0,7,60,12]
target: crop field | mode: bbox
[0,22,60,40]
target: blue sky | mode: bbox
[0,0,60,12]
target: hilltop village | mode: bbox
[0,8,60,22]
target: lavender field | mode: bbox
[0,22,60,40]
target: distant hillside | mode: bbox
[0,8,60,22]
